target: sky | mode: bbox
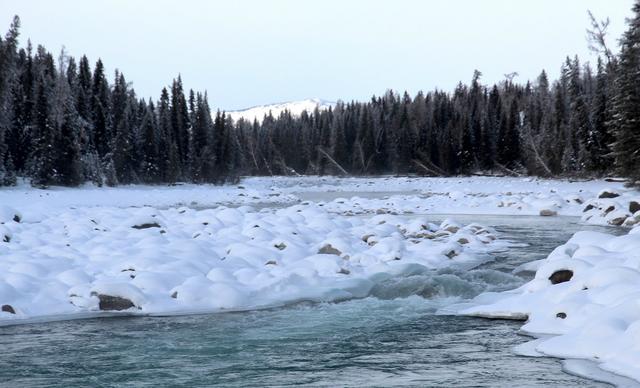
[1,0,636,111]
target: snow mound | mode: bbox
[457,228,640,383]
[0,203,507,324]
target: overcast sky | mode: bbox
[1,0,635,110]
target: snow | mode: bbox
[225,98,334,124]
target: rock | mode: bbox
[603,205,615,215]
[608,216,627,226]
[318,244,342,255]
[274,242,287,250]
[457,237,470,245]
[598,190,620,199]
[2,234,9,243]
[539,209,557,217]
[265,260,277,266]
[630,201,640,214]
[583,204,595,212]
[445,250,458,259]
[132,222,161,229]
[549,269,573,285]
[91,293,136,311]
[171,291,178,299]
[337,268,350,275]
[556,312,567,319]
[1,304,15,314]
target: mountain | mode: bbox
[225,98,334,124]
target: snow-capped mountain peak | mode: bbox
[226,98,334,124]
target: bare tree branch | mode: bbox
[587,10,613,63]
[317,147,349,175]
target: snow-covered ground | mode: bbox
[1,176,637,223]
[2,175,640,384]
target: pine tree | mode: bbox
[91,59,110,157]
[170,76,190,177]
[51,50,82,186]
[0,16,20,186]
[30,71,56,187]
[610,0,640,185]
[157,87,179,182]
[138,100,160,183]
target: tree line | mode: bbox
[0,3,639,188]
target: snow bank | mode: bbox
[0,203,508,324]
[0,177,628,220]
[457,227,640,383]
[581,188,640,227]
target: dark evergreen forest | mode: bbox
[1,3,640,188]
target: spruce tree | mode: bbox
[610,0,640,185]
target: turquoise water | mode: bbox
[0,216,624,387]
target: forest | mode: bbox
[0,3,639,188]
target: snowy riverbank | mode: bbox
[0,176,637,221]
[0,202,509,324]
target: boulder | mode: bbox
[556,312,567,319]
[583,204,595,212]
[91,293,136,311]
[445,249,458,259]
[318,244,342,256]
[539,209,557,217]
[444,225,460,233]
[608,216,627,226]
[630,201,640,214]
[1,304,15,314]
[549,269,573,285]
[598,190,620,199]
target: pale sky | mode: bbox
[1,0,635,110]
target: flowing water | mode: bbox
[0,215,629,387]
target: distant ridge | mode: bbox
[225,98,334,124]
